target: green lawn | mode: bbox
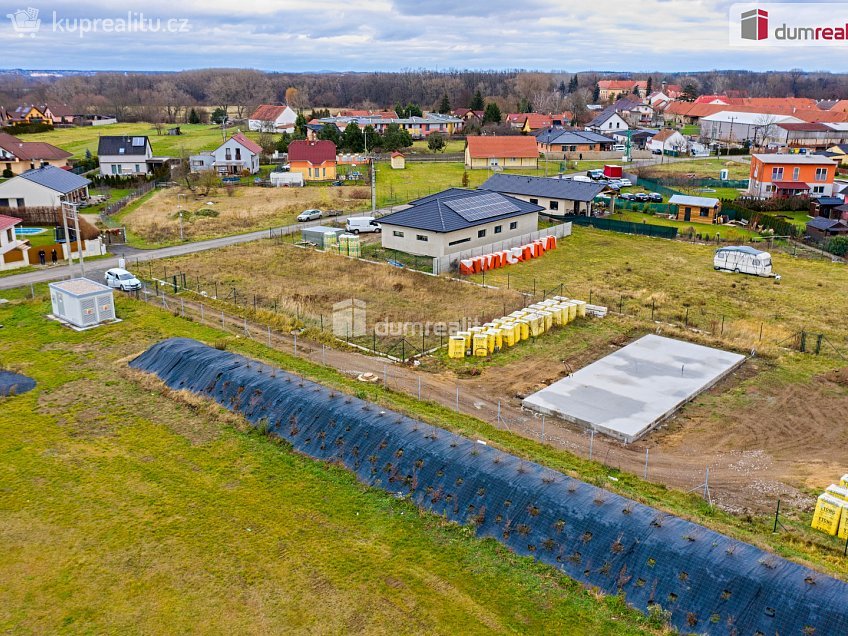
[610,210,763,241]
[24,123,260,160]
[680,125,700,136]
[642,158,751,181]
[0,291,665,635]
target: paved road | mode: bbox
[0,209,400,291]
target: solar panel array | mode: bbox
[131,137,146,147]
[443,192,520,222]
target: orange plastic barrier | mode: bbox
[460,235,559,275]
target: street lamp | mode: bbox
[61,200,84,277]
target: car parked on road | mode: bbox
[297,209,323,222]
[104,268,142,291]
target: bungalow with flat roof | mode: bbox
[464,136,539,169]
[378,188,543,257]
[668,194,721,224]
[0,165,90,208]
[479,173,607,217]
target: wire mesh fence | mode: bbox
[133,285,829,514]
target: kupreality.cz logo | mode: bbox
[731,3,848,46]
[5,6,191,38]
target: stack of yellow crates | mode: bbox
[811,477,848,538]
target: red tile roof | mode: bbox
[288,140,337,163]
[772,181,811,189]
[249,104,290,122]
[0,214,22,231]
[0,132,72,161]
[598,80,648,91]
[466,135,539,159]
[230,133,263,155]
[776,122,831,132]
[652,129,680,142]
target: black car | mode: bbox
[618,193,635,201]
[634,193,649,202]
[647,192,663,203]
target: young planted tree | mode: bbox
[188,108,200,124]
[427,132,446,153]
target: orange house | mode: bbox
[287,140,337,181]
[748,154,837,198]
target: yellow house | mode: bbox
[465,136,539,170]
[0,132,72,175]
[826,144,848,166]
[5,105,52,126]
[287,140,337,182]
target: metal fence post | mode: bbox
[267,326,271,347]
[644,448,649,479]
[455,385,459,411]
[418,376,422,400]
[589,429,595,460]
[200,303,204,322]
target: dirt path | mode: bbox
[139,289,840,516]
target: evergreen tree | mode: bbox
[470,90,484,111]
[394,102,407,118]
[342,122,365,152]
[592,83,600,102]
[646,76,653,94]
[681,83,699,101]
[632,85,641,97]
[569,75,579,93]
[211,107,228,124]
[188,108,200,124]
[381,123,413,151]
[318,124,340,146]
[483,102,502,124]
[362,124,381,151]
[438,93,451,114]
[406,103,423,117]
[558,80,567,97]
[518,97,533,113]
[427,132,446,152]
[295,111,308,136]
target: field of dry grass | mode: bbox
[121,185,370,245]
[154,241,524,333]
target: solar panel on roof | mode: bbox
[131,137,145,146]
[444,192,520,222]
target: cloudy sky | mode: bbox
[0,0,844,72]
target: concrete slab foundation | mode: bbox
[522,334,746,443]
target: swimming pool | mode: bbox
[14,227,47,236]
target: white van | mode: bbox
[713,246,774,277]
[612,144,627,152]
[345,216,381,234]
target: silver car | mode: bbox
[104,268,141,291]
[297,209,323,222]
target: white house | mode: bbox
[378,188,543,258]
[209,133,262,175]
[248,104,297,132]
[0,213,28,270]
[585,108,629,134]
[97,135,153,176]
[0,165,90,208]
[648,129,689,155]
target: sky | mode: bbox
[0,0,846,72]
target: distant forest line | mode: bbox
[1,68,845,124]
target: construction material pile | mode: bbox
[448,296,594,359]
[459,235,557,275]
[811,475,848,539]
[131,338,848,636]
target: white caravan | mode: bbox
[713,246,775,277]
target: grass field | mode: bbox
[150,240,523,333]
[24,123,257,160]
[639,158,751,181]
[609,210,764,241]
[471,225,848,349]
[0,294,662,635]
[116,185,370,247]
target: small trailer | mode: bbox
[713,245,776,278]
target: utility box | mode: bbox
[49,278,115,329]
[302,225,345,249]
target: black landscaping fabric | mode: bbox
[131,338,848,636]
[0,370,35,397]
